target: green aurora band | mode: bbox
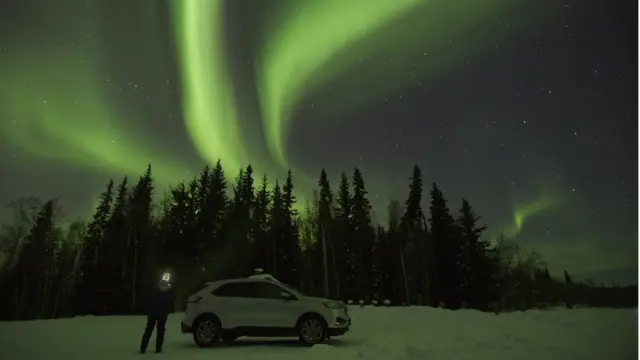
[0,14,190,192]
[255,0,522,172]
[173,0,557,226]
[0,0,561,242]
[172,0,249,176]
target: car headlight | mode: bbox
[323,301,345,309]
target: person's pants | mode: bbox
[140,315,167,353]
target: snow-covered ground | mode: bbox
[0,306,636,360]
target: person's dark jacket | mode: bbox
[149,285,172,318]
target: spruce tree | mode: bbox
[401,165,425,229]
[386,200,408,305]
[370,225,388,301]
[202,160,228,256]
[54,220,85,318]
[162,183,190,265]
[298,195,321,295]
[268,181,284,276]
[317,169,334,297]
[195,165,211,252]
[318,169,333,224]
[400,165,432,305]
[12,200,56,319]
[160,180,205,306]
[185,178,199,252]
[124,165,154,313]
[99,176,128,313]
[429,182,462,308]
[333,172,352,300]
[350,168,374,301]
[77,179,113,314]
[224,167,253,277]
[564,270,575,308]
[238,165,256,275]
[564,270,573,285]
[279,170,300,286]
[457,199,490,309]
[231,168,244,207]
[242,165,256,208]
[251,174,271,272]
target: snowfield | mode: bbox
[0,306,636,360]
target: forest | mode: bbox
[0,162,635,320]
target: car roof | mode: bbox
[204,277,281,287]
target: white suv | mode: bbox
[180,274,351,347]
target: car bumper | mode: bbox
[327,326,349,336]
[181,321,193,334]
[326,313,350,337]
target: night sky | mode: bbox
[1,0,637,284]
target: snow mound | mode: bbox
[0,306,635,359]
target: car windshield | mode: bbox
[278,281,305,296]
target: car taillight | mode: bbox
[188,295,203,303]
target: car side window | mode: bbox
[251,282,291,299]
[212,282,252,297]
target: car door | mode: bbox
[210,282,261,328]
[250,282,300,328]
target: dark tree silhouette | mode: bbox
[350,168,374,301]
[77,179,113,314]
[456,199,494,310]
[334,172,353,300]
[0,162,634,320]
[317,169,335,297]
[400,165,432,305]
[429,183,462,309]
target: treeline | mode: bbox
[0,162,635,320]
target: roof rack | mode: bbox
[247,273,279,282]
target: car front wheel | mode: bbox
[193,315,221,347]
[296,314,328,346]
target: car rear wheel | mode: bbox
[192,315,221,347]
[296,314,327,346]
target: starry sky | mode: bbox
[0,0,637,284]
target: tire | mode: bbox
[296,314,328,347]
[192,315,222,348]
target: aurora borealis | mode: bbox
[1,0,637,283]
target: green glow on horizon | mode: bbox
[507,196,559,237]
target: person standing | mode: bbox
[140,274,173,353]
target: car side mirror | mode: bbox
[281,292,296,301]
